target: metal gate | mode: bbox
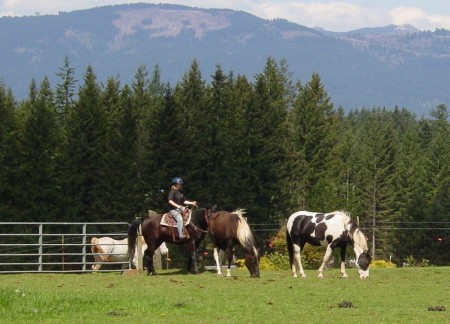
[0,222,130,273]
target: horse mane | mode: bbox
[353,228,368,252]
[338,211,369,252]
[234,209,259,258]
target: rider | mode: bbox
[168,177,197,239]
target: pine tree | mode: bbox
[55,56,77,130]
[351,108,397,260]
[16,77,60,221]
[287,72,337,210]
[245,57,291,222]
[0,83,20,219]
[62,66,108,221]
[172,60,209,202]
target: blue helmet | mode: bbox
[172,177,184,184]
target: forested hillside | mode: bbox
[0,57,448,265]
[2,3,450,113]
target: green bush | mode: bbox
[264,225,326,270]
[259,253,290,270]
[371,260,397,268]
[404,255,431,267]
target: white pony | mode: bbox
[91,236,168,271]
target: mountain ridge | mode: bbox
[1,3,449,115]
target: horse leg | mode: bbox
[92,255,101,271]
[143,247,156,275]
[186,240,199,274]
[292,243,305,278]
[318,244,333,278]
[213,247,224,276]
[340,244,348,278]
[226,240,234,277]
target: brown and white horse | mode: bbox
[91,236,168,271]
[286,210,371,279]
[208,209,260,278]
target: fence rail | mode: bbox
[0,222,131,273]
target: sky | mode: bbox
[1,0,450,32]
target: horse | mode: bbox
[128,206,213,275]
[208,209,260,278]
[91,236,168,271]
[286,210,371,279]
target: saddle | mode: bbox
[160,209,192,227]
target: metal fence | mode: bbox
[0,222,131,273]
[1,221,448,273]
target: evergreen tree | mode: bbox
[287,72,337,210]
[0,84,20,219]
[420,104,450,264]
[62,66,108,221]
[130,65,153,213]
[173,60,209,202]
[55,56,77,129]
[217,74,259,210]
[245,57,291,222]
[145,83,182,211]
[15,77,60,221]
[352,108,397,260]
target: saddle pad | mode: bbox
[160,211,191,227]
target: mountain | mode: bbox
[1,3,450,115]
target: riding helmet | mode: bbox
[172,177,184,184]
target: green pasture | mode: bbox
[0,267,448,323]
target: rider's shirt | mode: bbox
[168,189,185,210]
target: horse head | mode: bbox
[356,250,371,279]
[245,247,260,278]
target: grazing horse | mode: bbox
[286,211,371,279]
[91,236,168,271]
[128,207,213,275]
[208,209,260,278]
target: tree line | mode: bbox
[0,56,449,265]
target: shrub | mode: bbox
[371,260,397,268]
[259,253,290,270]
[264,225,326,270]
[404,255,431,267]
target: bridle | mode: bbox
[188,207,210,234]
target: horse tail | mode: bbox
[128,218,142,265]
[159,242,169,255]
[286,228,294,266]
[235,209,258,258]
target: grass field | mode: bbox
[0,267,448,323]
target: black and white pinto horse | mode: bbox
[286,211,371,279]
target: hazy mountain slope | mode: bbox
[1,3,449,114]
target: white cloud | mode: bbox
[253,2,391,31]
[1,1,450,31]
[389,7,450,30]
